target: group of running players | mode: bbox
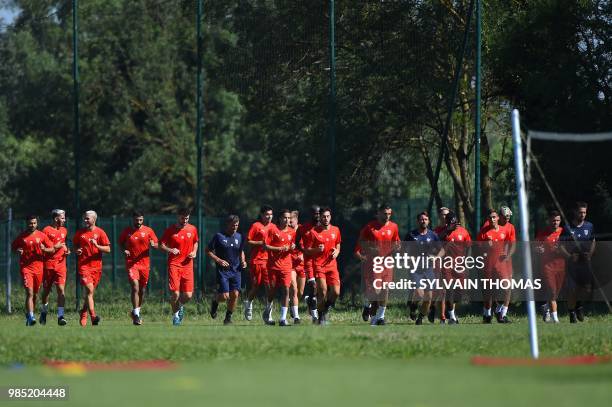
[11,200,595,327]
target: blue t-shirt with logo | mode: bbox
[207,232,245,273]
[405,229,440,272]
[560,221,595,253]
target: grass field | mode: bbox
[0,300,611,406]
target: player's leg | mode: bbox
[212,270,229,319]
[56,283,66,325]
[417,289,432,325]
[316,277,328,324]
[23,271,36,325]
[289,270,301,322]
[40,270,52,325]
[263,270,278,325]
[225,289,239,325]
[279,284,290,326]
[129,275,141,324]
[136,271,147,322]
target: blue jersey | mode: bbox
[207,232,245,273]
[560,221,595,253]
[405,229,440,271]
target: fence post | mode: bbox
[112,215,117,290]
[5,208,12,314]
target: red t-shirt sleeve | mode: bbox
[99,229,111,246]
[160,229,172,246]
[42,234,53,248]
[118,228,128,246]
[148,228,159,244]
[336,227,342,245]
[192,226,199,243]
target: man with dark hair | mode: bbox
[296,205,321,322]
[355,204,400,325]
[40,209,70,326]
[244,205,274,321]
[12,215,55,326]
[305,207,341,325]
[160,208,198,326]
[263,209,296,326]
[494,205,516,323]
[119,211,159,325]
[74,210,111,326]
[560,201,595,323]
[206,214,246,325]
[406,211,441,325]
[536,210,565,323]
[289,210,303,324]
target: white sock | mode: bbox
[57,307,64,317]
[501,306,508,318]
[291,306,299,319]
[266,302,273,320]
[247,300,253,309]
[42,303,48,312]
[448,309,456,320]
[483,307,492,317]
[552,311,558,322]
[312,309,319,318]
[280,306,288,321]
[134,307,141,316]
[28,311,35,318]
[495,304,502,313]
[173,311,179,318]
[375,306,386,319]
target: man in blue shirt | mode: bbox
[560,201,596,323]
[405,211,442,325]
[206,214,247,325]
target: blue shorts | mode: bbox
[217,270,241,294]
[411,269,436,291]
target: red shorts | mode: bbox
[482,262,512,280]
[43,267,67,288]
[442,268,467,282]
[542,262,566,297]
[303,259,315,280]
[294,266,306,279]
[168,266,193,293]
[128,266,150,286]
[269,268,292,288]
[21,269,43,291]
[249,262,269,286]
[315,267,340,287]
[79,268,102,287]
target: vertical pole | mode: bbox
[474,0,482,234]
[511,109,539,359]
[72,0,81,312]
[328,0,337,213]
[112,215,117,289]
[5,208,12,314]
[196,0,204,299]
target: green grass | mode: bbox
[1,300,610,406]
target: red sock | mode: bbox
[89,309,96,318]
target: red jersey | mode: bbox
[73,226,110,271]
[247,221,274,265]
[477,226,508,262]
[500,222,516,242]
[42,226,68,271]
[443,226,471,258]
[355,220,400,257]
[12,230,53,272]
[119,225,159,269]
[297,221,316,258]
[266,225,296,271]
[291,225,304,269]
[160,224,198,269]
[536,227,564,264]
[434,225,446,235]
[309,225,342,269]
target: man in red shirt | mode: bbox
[431,206,450,323]
[160,208,198,326]
[73,210,111,326]
[305,207,341,325]
[439,211,471,324]
[478,209,512,323]
[12,215,55,326]
[289,210,303,323]
[495,206,516,322]
[535,210,565,323]
[40,209,70,326]
[243,205,274,321]
[119,211,159,325]
[354,204,400,325]
[263,209,297,326]
[296,205,321,322]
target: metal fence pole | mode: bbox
[328,0,337,213]
[72,0,81,312]
[5,208,12,314]
[474,0,482,234]
[112,215,117,289]
[195,0,205,299]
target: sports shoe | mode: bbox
[210,301,219,319]
[540,303,549,319]
[244,304,253,321]
[265,319,276,326]
[375,318,386,326]
[362,305,371,322]
[223,316,232,325]
[495,311,503,323]
[79,310,88,327]
[569,311,577,323]
[409,303,418,321]
[576,306,584,322]
[279,320,289,327]
[58,316,67,326]
[178,305,185,322]
[543,310,551,323]
[448,318,459,325]
[40,310,47,325]
[25,316,36,326]
[427,306,436,323]
[131,311,142,326]
[293,318,301,325]
[497,315,511,324]
[370,316,379,326]
[262,307,271,324]
[91,315,100,326]
[318,313,327,326]
[483,315,492,324]
[172,315,181,326]
[415,314,424,325]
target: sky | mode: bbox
[0,5,18,28]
